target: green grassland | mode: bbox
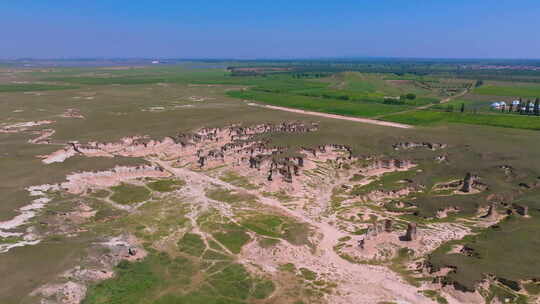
[0,83,79,92]
[240,214,312,246]
[37,66,227,86]
[77,199,315,304]
[211,223,251,254]
[146,179,185,192]
[229,89,410,117]
[68,193,311,303]
[458,81,537,115]
[380,110,540,130]
[350,170,417,196]
[281,72,439,106]
[66,69,447,122]
[221,71,449,119]
[429,209,540,292]
[0,133,148,221]
[473,84,540,98]
[110,183,151,205]
[218,70,540,133]
[83,249,275,304]
[430,97,503,114]
[0,237,90,303]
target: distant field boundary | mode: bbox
[247,103,413,129]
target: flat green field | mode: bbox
[38,66,227,86]
[228,90,410,117]
[380,110,540,130]
[0,84,79,92]
[473,84,540,98]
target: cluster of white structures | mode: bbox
[490,99,520,109]
[490,99,538,113]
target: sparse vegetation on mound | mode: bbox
[146,178,185,192]
[429,210,540,292]
[205,188,258,206]
[220,171,258,189]
[82,249,277,304]
[212,223,251,254]
[350,169,416,196]
[177,233,206,257]
[241,214,312,246]
[110,183,151,205]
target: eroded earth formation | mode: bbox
[1,121,520,304]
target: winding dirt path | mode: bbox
[247,103,413,129]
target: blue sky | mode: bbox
[1,0,539,59]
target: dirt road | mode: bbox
[247,103,413,129]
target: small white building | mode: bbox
[490,101,506,109]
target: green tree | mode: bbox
[405,93,416,100]
[475,80,484,88]
[524,100,531,115]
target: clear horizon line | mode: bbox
[2,56,540,61]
